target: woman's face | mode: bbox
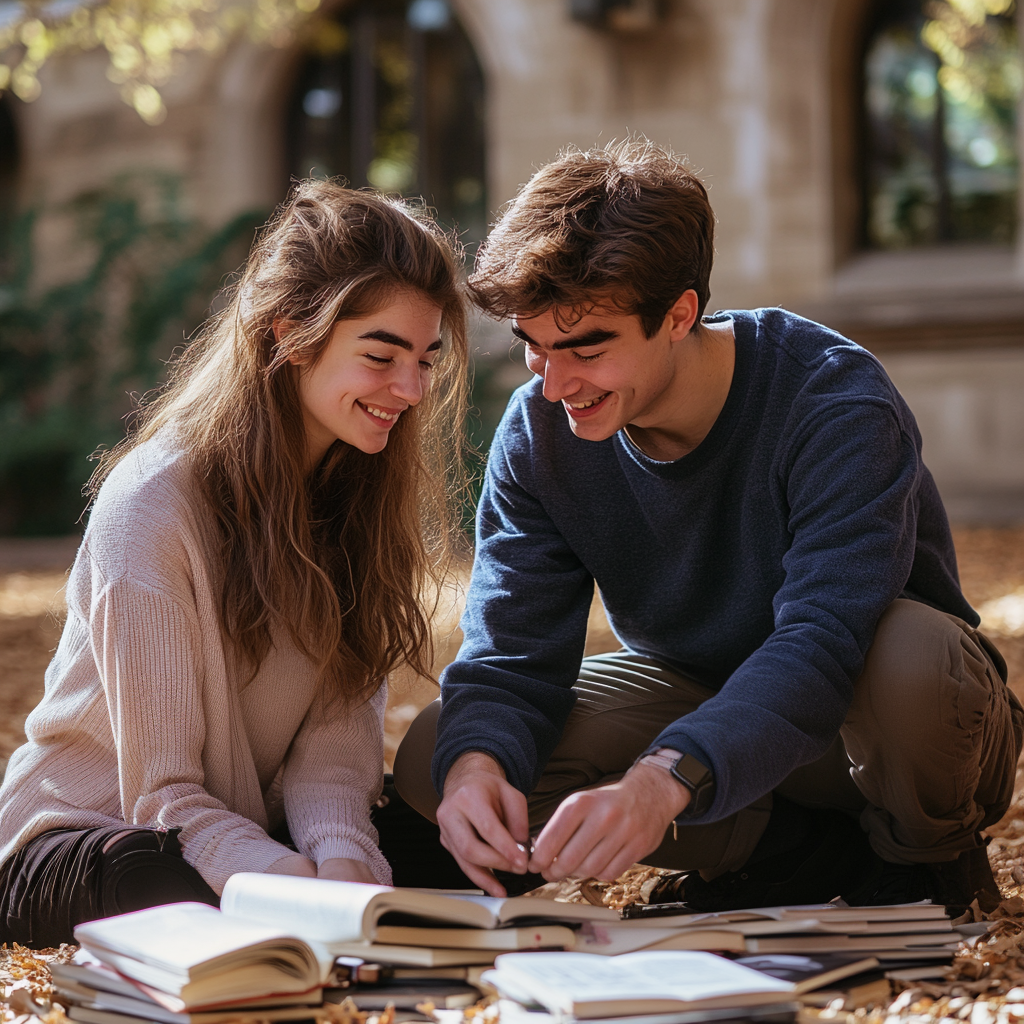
[292,288,443,464]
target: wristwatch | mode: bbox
[637,748,715,817]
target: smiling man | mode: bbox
[392,140,1022,911]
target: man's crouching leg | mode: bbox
[842,598,1023,908]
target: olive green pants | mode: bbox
[394,600,1023,875]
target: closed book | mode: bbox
[494,998,799,1024]
[64,1002,322,1024]
[621,902,947,926]
[51,955,322,1013]
[326,981,481,1010]
[327,942,497,967]
[373,923,576,950]
[57,981,323,1024]
[744,932,962,954]
[391,965,491,984]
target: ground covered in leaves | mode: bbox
[1,528,1024,1023]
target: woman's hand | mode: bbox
[318,858,380,884]
[265,852,317,877]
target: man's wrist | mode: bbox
[636,747,715,817]
[627,759,690,819]
[443,750,506,794]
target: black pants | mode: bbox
[0,825,219,948]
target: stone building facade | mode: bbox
[3,0,1023,520]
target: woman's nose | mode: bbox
[390,364,425,406]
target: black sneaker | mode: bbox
[845,843,1002,915]
[648,807,875,912]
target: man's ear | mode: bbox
[272,319,304,366]
[666,290,701,341]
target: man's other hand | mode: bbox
[528,762,691,883]
[436,751,530,896]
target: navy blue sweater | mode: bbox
[433,308,974,822]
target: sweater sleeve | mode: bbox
[432,418,595,797]
[281,681,392,884]
[90,576,296,893]
[649,396,922,821]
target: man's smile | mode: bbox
[564,392,612,416]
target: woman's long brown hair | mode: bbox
[89,181,471,703]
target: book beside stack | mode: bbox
[481,949,802,1024]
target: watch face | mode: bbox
[670,754,715,815]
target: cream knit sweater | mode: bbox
[0,437,392,893]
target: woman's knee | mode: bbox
[99,829,218,915]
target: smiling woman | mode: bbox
[0,181,470,947]
[288,290,445,462]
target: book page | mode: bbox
[223,874,540,944]
[222,874,390,944]
[448,894,618,925]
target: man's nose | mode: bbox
[539,357,577,404]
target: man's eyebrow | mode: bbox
[510,323,619,350]
[358,329,443,352]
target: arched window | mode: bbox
[862,0,1020,249]
[287,0,486,244]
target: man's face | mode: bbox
[513,305,675,442]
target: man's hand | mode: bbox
[436,751,530,896]
[528,762,690,883]
[318,858,379,884]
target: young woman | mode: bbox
[0,181,469,946]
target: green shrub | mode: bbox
[0,175,265,535]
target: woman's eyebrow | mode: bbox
[359,329,443,352]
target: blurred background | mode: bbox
[1,0,1023,533]
[1,0,1023,771]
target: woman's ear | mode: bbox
[272,319,304,366]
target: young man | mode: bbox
[393,140,1022,910]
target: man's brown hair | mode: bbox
[468,138,715,338]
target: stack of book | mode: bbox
[50,874,985,1024]
[54,875,621,1024]
[614,900,980,960]
[56,903,331,1024]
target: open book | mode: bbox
[220,872,616,944]
[483,950,796,1019]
